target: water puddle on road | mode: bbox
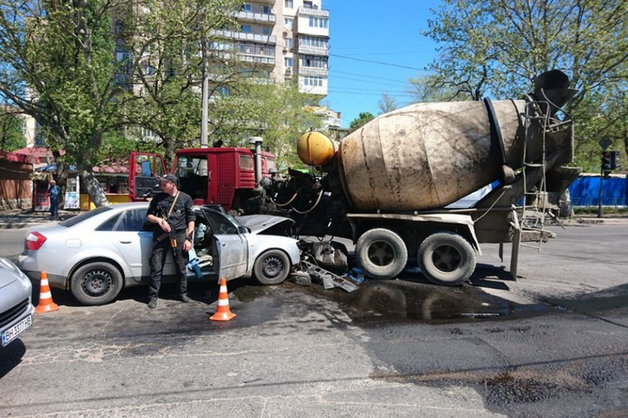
[290,279,554,325]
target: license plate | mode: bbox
[1,314,33,347]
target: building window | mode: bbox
[262,26,270,35]
[284,18,293,30]
[300,55,327,69]
[303,76,324,87]
[238,42,275,56]
[284,57,293,68]
[263,5,270,14]
[300,35,328,48]
[242,3,251,12]
[309,17,328,29]
[285,38,293,49]
[304,1,313,8]
[285,0,293,8]
[241,25,251,33]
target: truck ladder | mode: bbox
[519,98,555,251]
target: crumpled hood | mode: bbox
[237,215,295,235]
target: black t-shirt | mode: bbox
[147,191,195,236]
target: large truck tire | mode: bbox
[417,232,476,286]
[355,228,408,279]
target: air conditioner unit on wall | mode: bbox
[285,67,292,76]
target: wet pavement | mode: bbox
[1,221,627,417]
[291,277,556,325]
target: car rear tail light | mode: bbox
[25,231,47,250]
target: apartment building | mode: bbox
[233,0,329,96]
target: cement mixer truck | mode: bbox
[269,70,580,285]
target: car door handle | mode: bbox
[119,240,132,244]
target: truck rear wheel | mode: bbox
[355,228,408,279]
[418,232,476,286]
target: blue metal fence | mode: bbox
[568,174,628,207]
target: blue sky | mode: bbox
[321,0,442,127]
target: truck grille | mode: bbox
[0,299,29,328]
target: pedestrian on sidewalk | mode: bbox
[47,180,60,219]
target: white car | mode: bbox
[18,202,300,306]
[1,257,34,348]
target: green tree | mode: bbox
[209,81,323,169]
[120,0,243,165]
[407,74,469,103]
[348,112,375,132]
[422,0,628,169]
[0,0,130,205]
[377,93,399,115]
[0,110,24,151]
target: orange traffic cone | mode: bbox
[35,271,59,314]
[209,277,236,321]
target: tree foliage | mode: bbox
[120,0,244,165]
[0,0,129,204]
[209,81,323,169]
[0,0,325,205]
[377,93,399,115]
[348,112,375,132]
[422,0,628,170]
[407,74,470,103]
[0,110,24,151]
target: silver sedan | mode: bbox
[18,202,300,306]
[1,257,34,348]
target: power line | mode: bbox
[330,70,410,85]
[330,48,436,56]
[329,53,425,71]
[327,88,416,98]
[328,85,412,94]
[331,75,409,89]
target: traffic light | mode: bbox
[601,151,611,170]
[610,151,619,170]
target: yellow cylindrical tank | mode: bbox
[298,131,339,167]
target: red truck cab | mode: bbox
[129,141,277,211]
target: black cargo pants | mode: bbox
[148,230,188,300]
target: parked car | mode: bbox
[18,202,300,306]
[1,257,35,348]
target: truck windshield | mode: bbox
[175,156,209,177]
[175,156,209,201]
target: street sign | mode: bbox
[599,137,612,150]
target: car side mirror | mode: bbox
[237,225,248,234]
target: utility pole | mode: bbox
[597,137,612,218]
[200,33,209,148]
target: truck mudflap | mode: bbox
[346,212,482,255]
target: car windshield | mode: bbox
[59,206,113,228]
[199,208,241,234]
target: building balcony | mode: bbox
[298,44,328,56]
[298,7,329,18]
[236,11,276,25]
[298,66,328,77]
[211,29,276,45]
[236,54,275,66]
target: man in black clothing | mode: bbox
[146,174,196,308]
